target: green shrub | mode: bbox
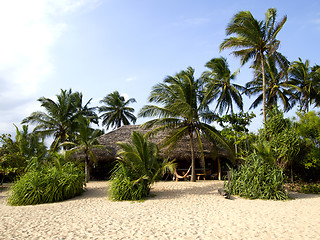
[109,131,175,201]
[224,153,288,200]
[301,184,320,194]
[8,162,84,206]
[110,162,150,201]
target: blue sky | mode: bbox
[1,0,320,137]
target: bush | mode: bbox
[110,162,150,201]
[224,153,288,200]
[8,162,84,206]
[109,131,175,201]
[301,184,320,194]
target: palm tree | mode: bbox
[98,91,137,130]
[71,91,99,124]
[110,131,176,200]
[139,67,232,181]
[22,89,96,150]
[288,58,320,112]
[245,57,298,112]
[220,8,288,122]
[61,116,104,183]
[201,57,245,115]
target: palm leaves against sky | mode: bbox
[201,57,244,115]
[139,67,232,182]
[220,8,288,122]
[22,89,96,150]
[99,91,137,130]
[288,58,320,112]
[245,57,298,112]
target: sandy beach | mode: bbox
[1,180,320,240]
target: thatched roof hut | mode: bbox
[90,125,232,163]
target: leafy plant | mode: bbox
[224,153,288,200]
[0,125,47,180]
[8,157,84,206]
[294,111,320,181]
[218,112,256,157]
[61,116,105,183]
[109,131,176,201]
[258,108,301,171]
[301,184,320,194]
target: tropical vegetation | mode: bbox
[224,152,288,200]
[99,90,137,130]
[8,156,84,206]
[109,131,175,200]
[1,7,320,203]
[220,8,288,122]
[21,89,98,151]
[138,67,232,182]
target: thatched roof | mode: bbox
[83,125,232,162]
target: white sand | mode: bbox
[1,181,320,240]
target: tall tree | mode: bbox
[288,58,320,112]
[22,89,96,150]
[139,67,232,181]
[201,57,244,115]
[245,57,298,112]
[99,91,137,130]
[220,8,288,122]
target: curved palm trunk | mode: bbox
[217,156,221,180]
[85,155,89,183]
[261,53,267,123]
[190,132,196,182]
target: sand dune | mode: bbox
[1,181,320,239]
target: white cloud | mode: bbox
[0,0,101,135]
[125,76,137,82]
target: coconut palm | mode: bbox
[288,58,320,112]
[245,57,298,112]
[61,116,104,183]
[139,67,232,182]
[99,91,137,130]
[22,89,97,150]
[201,57,245,115]
[220,8,288,122]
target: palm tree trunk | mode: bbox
[261,53,267,123]
[190,132,196,182]
[85,156,89,183]
[217,156,221,180]
[234,130,238,155]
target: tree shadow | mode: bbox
[288,191,320,200]
[149,181,225,200]
[74,181,110,200]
